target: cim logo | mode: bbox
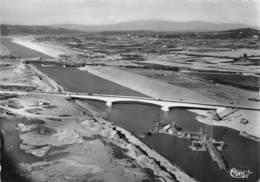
[230,168,252,179]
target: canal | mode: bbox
[1,38,259,182]
[35,64,259,182]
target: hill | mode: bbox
[0,24,82,36]
[54,19,252,32]
[218,28,260,39]
[1,22,259,40]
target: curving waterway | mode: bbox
[35,64,259,182]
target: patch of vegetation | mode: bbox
[35,124,56,135]
[0,94,18,100]
[6,99,23,109]
[58,114,72,117]
[0,85,36,92]
[26,108,43,113]
[21,118,45,125]
[48,118,62,122]
[43,105,57,109]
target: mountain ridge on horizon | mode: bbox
[52,19,257,32]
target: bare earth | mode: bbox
[0,42,11,56]
[0,59,196,182]
[3,36,259,138]
[2,37,259,181]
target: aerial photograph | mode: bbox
[0,0,259,181]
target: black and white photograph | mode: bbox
[0,0,259,181]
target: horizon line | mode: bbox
[0,19,257,27]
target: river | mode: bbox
[1,38,259,182]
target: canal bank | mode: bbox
[1,39,198,181]
[2,37,259,182]
[1,62,189,182]
[34,64,259,182]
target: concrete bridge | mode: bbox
[67,93,227,112]
[1,90,259,112]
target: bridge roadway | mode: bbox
[2,90,260,112]
[68,93,227,112]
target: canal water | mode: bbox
[35,64,260,182]
[0,118,41,182]
[1,38,51,59]
[2,38,259,182]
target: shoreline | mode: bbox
[79,66,216,103]
[5,37,259,139]
[74,100,196,182]
[27,63,197,181]
[28,64,64,92]
[2,35,259,181]
[11,36,77,58]
[79,66,260,139]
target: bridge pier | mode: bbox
[106,101,113,107]
[161,105,170,112]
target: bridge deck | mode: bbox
[69,93,260,111]
[0,90,259,111]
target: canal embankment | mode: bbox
[79,66,260,139]
[79,66,215,103]
[28,64,64,92]
[35,64,197,181]
[27,62,197,182]
[75,100,197,182]
[1,59,197,182]
[12,36,73,58]
[2,36,259,182]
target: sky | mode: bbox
[0,0,260,26]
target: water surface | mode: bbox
[2,38,259,182]
[36,64,259,182]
